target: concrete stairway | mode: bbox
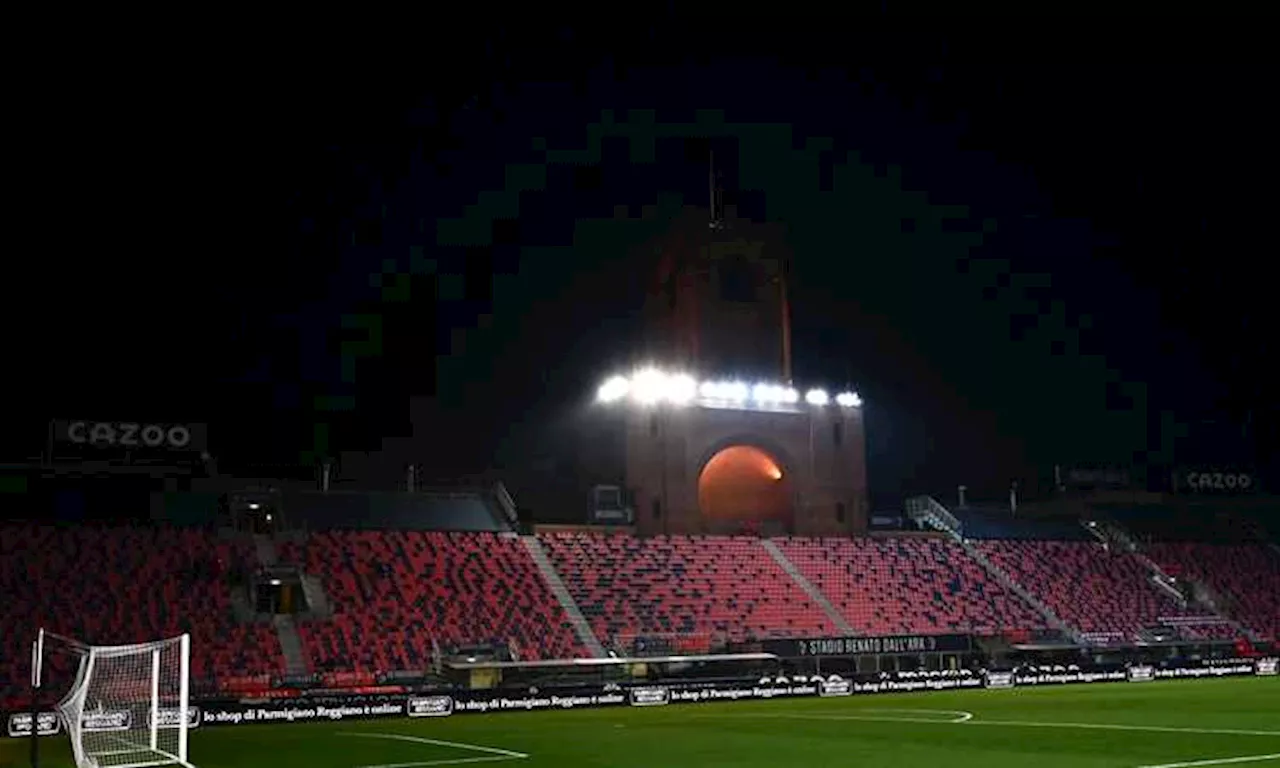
[960,538,1083,644]
[272,614,310,675]
[299,574,332,618]
[906,496,1080,643]
[520,536,607,658]
[760,539,855,635]
[1090,516,1257,637]
[1173,579,1260,642]
[228,584,255,623]
[253,534,278,567]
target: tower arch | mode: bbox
[695,434,797,531]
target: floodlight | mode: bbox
[835,391,862,408]
[666,374,697,404]
[597,375,630,403]
[594,366,853,412]
[751,383,779,403]
[631,369,666,404]
[724,382,749,401]
[701,380,749,402]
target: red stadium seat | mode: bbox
[290,530,584,673]
[0,524,283,709]
[541,532,838,649]
[1145,542,1280,641]
[777,536,1047,636]
[973,540,1210,641]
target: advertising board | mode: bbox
[4,658,1271,737]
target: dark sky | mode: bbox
[12,20,1278,508]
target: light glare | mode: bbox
[631,369,666,404]
[835,391,862,408]
[596,369,861,410]
[597,376,631,403]
[665,374,697,404]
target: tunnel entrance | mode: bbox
[697,444,794,531]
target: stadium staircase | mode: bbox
[1086,514,1258,641]
[960,539,1083,643]
[252,532,320,665]
[908,496,1083,642]
[254,533,279,566]
[299,573,333,618]
[229,581,255,622]
[520,536,608,658]
[760,539,855,635]
[905,496,963,540]
[1083,515,1190,605]
[1143,542,1276,643]
[272,614,310,674]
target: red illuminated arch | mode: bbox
[697,444,794,527]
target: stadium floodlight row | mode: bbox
[596,367,862,410]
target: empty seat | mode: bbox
[1145,542,1280,642]
[293,530,584,673]
[778,536,1047,636]
[974,540,1210,641]
[542,533,838,650]
[0,524,281,709]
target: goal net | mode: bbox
[36,630,196,768]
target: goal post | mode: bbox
[32,630,197,768]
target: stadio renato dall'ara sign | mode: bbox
[762,634,973,657]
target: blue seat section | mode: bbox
[286,491,506,532]
[955,506,1089,540]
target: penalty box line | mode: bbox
[1137,755,1280,768]
[702,711,1280,738]
[335,731,530,768]
[695,711,1280,767]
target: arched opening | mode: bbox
[697,444,794,530]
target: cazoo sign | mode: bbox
[1182,471,1255,494]
[53,420,206,453]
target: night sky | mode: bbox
[12,21,1277,510]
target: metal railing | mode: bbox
[494,481,519,526]
[905,496,962,537]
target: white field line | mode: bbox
[966,719,1280,739]
[740,709,974,724]
[697,711,1280,738]
[853,708,974,722]
[335,731,530,768]
[1137,754,1280,768]
[356,758,517,768]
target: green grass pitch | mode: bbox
[6,678,1278,767]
